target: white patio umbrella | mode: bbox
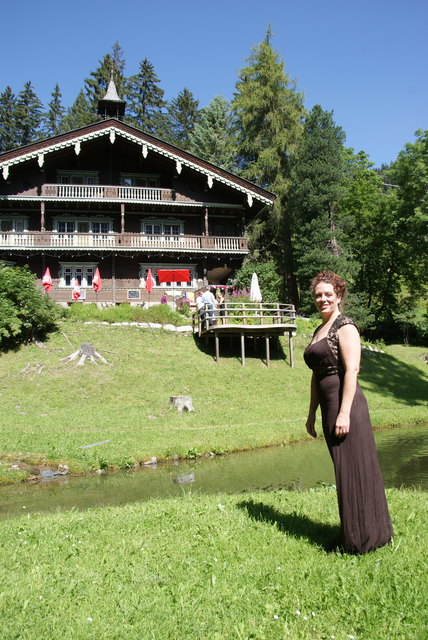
[250,272,262,302]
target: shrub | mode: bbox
[231,259,282,302]
[0,265,59,350]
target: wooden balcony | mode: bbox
[0,231,248,253]
[41,184,175,202]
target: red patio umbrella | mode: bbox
[92,267,102,293]
[145,269,155,293]
[72,279,81,302]
[145,268,155,305]
[41,267,53,292]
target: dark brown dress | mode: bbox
[304,314,393,554]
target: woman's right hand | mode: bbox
[306,414,317,438]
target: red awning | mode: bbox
[157,269,190,283]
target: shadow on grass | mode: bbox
[360,352,428,405]
[238,499,339,550]
[193,334,287,364]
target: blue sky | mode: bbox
[1,0,426,167]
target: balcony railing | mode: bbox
[0,232,248,252]
[41,184,175,202]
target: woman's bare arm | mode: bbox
[336,323,361,436]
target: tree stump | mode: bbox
[170,395,194,412]
[61,343,110,366]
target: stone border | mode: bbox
[82,321,194,333]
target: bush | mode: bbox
[230,259,282,302]
[0,265,60,350]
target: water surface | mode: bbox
[0,424,426,521]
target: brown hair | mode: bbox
[310,270,347,299]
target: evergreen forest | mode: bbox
[0,37,426,342]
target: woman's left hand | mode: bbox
[335,412,350,438]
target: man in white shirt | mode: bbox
[201,287,217,326]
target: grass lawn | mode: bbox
[0,320,426,482]
[0,487,426,640]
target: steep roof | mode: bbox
[0,119,275,206]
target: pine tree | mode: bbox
[189,95,236,170]
[15,81,43,145]
[43,84,65,136]
[125,58,167,135]
[231,28,305,304]
[0,86,19,151]
[61,90,93,132]
[165,88,200,149]
[289,105,348,310]
[85,42,127,118]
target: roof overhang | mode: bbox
[0,120,275,208]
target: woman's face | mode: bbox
[313,282,341,315]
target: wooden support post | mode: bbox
[265,335,270,367]
[120,203,125,233]
[40,201,45,231]
[289,331,294,368]
[204,206,209,236]
[215,332,220,363]
[240,332,245,367]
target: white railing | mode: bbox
[129,234,202,249]
[57,185,105,198]
[42,184,173,201]
[49,234,116,248]
[0,232,247,252]
[0,233,35,247]
[117,186,163,201]
[214,237,242,251]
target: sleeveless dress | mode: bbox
[304,314,393,554]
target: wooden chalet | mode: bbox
[0,81,275,305]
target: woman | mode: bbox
[304,271,393,554]
[216,289,225,324]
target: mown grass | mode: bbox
[0,487,426,640]
[0,320,426,482]
[64,302,191,325]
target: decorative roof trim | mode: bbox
[0,195,244,209]
[0,123,274,206]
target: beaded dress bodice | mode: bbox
[304,314,358,378]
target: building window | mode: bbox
[54,218,113,234]
[139,264,195,289]
[141,219,183,236]
[58,263,98,288]
[0,217,28,233]
[57,171,99,185]
[121,174,160,188]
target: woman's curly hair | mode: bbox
[310,271,347,299]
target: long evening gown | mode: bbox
[304,314,393,554]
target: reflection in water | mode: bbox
[0,424,426,521]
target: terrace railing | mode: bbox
[193,301,296,336]
[0,231,248,252]
[41,184,174,202]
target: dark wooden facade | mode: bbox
[0,119,275,305]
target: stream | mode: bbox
[0,424,426,521]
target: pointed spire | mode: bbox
[97,70,126,120]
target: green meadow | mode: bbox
[0,320,427,639]
[0,488,426,640]
[0,320,426,483]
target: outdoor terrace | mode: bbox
[193,302,297,367]
[40,184,175,202]
[0,231,248,253]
